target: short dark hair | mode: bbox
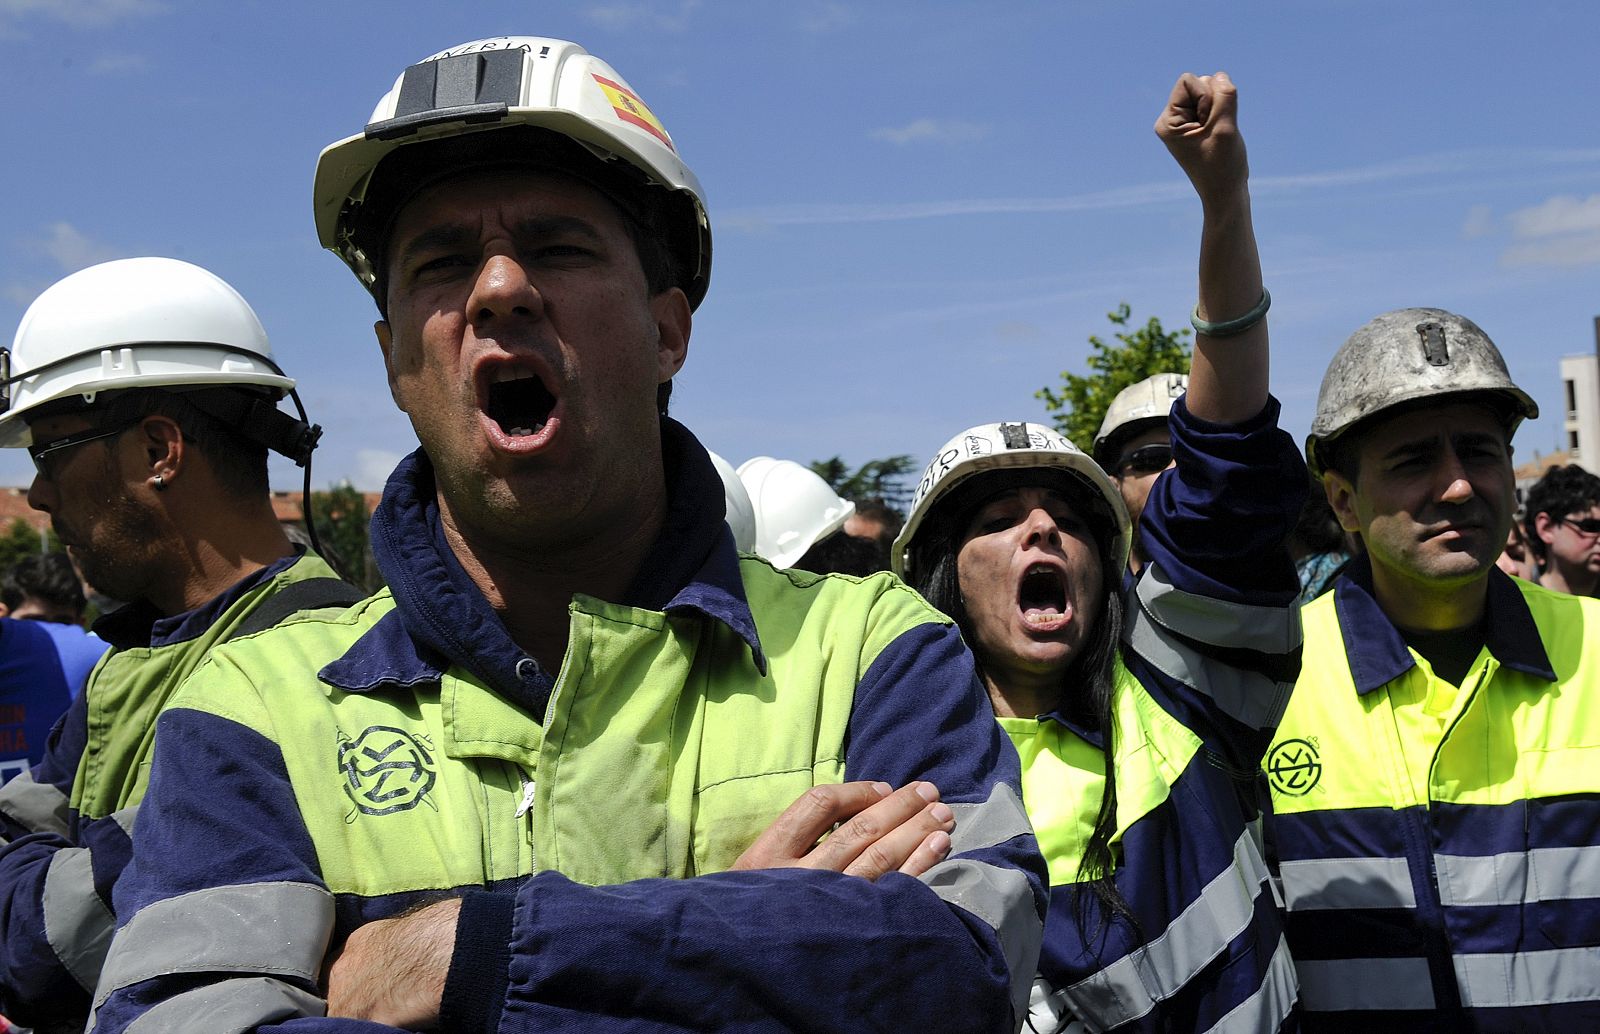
[1523,464,1600,562]
[795,530,886,576]
[100,388,271,500]
[2,553,85,618]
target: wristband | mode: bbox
[1191,288,1270,338]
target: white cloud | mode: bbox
[354,449,404,491]
[796,2,856,32]
[1497,193,1600,268]
[870,118,989,146]
[1507,193,1600,239]
[33,222,119,271]
[0,0,165,30]
[88,52,148,75]
[583,0,699,32]
[1461,204,1494,239]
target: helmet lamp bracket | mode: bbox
[366,50,526,142]
[1418,322,1449,367]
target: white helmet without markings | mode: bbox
[893,421,1131,580]
[1306,308,1537,475]
[0,258,296,449]
[1093,372,1188,468]
[314,36,711,309]
[737,457,855,570]
[708,451,756,553]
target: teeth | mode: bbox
[1024,609,1061,624]
[490,367,539,384]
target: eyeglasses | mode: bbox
[1115,443,1173,477]
[27,422,134,479]
[1559,516,1600,537]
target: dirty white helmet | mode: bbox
[1307,308,1537,475]
[708,451,756,553]
[1093,372,1188,467]
[0,258,296,448]
[314,36,710,309]
[737,457,855,570]
[892,421,1131,581]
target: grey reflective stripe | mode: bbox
[946,782,1034,855]
[0,769,70,837]
[1295,956,1435,1012]
[108,802,138,840]
[92,881,332,1011]
[1023,975,1072,1034]
[1278,856,1417,911]
[1124,577,1295,731]
[1062,826,1276,1026]
[1436,846,1600,907]
[43,846,115,992]
[922,856,1039,1027]
[1455,946,1600,1008]
[1136,563,1302,655]
[115,976,326,1034]
[1203,935,1299,1034]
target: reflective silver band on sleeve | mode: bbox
[1123,600,1294,730]
[1202,935,1298,1034]
[1455,946,1600,1008]
[1023,975,1072,1034]
[120,976,327,1034]
[1278,855,1417,911]
[1295,956,1436,1012]
[921,784,1041,1026]
[1136,563,1303,655]
[0,769,71,837]
[91,881,333,1011]
[1436,845,1600,907]
[1062,826,1277,1027]
[108,802,138,840]
[43,845,116,991]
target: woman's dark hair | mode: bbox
[908,468,1139,940]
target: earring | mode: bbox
[153,474,166,491]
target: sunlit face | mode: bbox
[1324,402,1514,592]
[379,167,690,547]
[1539,502,1600,578]
[955,485,1105,696]
[25,413,161,604]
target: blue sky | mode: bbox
[3,1,1597,492]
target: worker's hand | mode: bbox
[1155,71,1248,203]
[324,897,460,1028]
[731,780,954,879]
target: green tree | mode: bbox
[0,519,58,574]
[809,455,917,514]
[304,483,382,593]
[1035,303,1193,452]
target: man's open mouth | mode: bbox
[485,368,557,438]
[1018,563,1068,625]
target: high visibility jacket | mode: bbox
[0,551,344,1031]
[1264,559,1600,1031]
[1010,397,1307,1034]
[93,422,1047,1034]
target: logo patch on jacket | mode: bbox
[338,726,438,819]
[1266,737,1322,796]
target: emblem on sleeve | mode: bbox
[1266,738,1322,796]
[338,726,438,818]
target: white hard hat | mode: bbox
[737,457,855,570]
[314,36,711,309]
[708,451,756,553]
[892,421,1131,581]
[0,258,296,448]
[1307,308,1537,475]
[1093,372,1187,467]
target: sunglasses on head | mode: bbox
[1115,443,1173,477]
[1559,516,1600,537]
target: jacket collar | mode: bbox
[1333,554,1555,695]
[321,418,764,700]
[93,550,302,652]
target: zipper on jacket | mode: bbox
[526,629,577,868]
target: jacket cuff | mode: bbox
[440,890,515,1033]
